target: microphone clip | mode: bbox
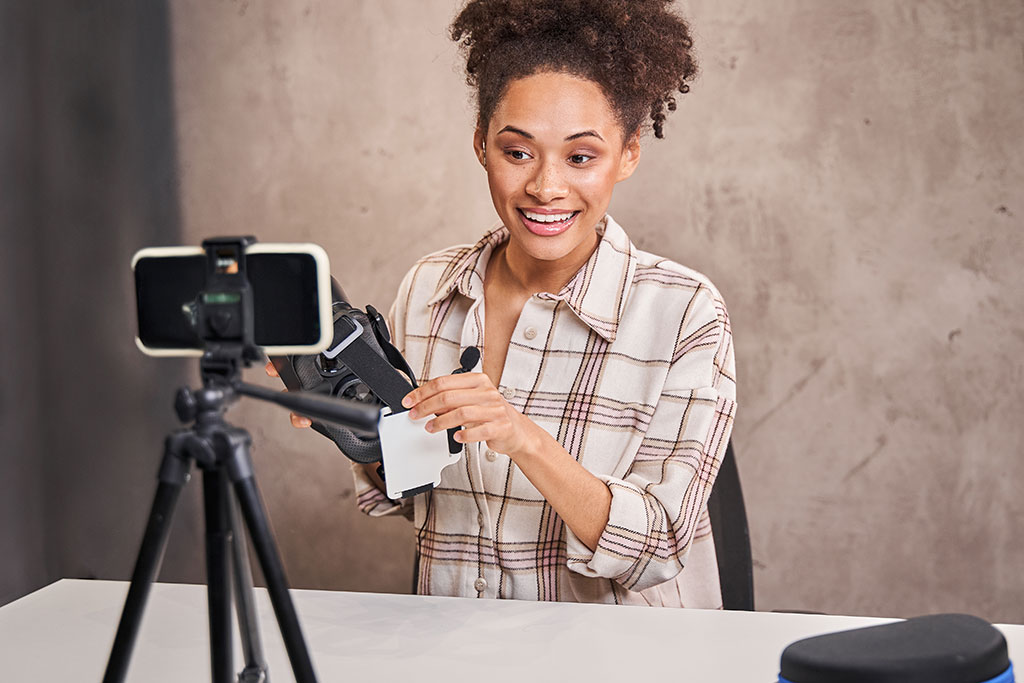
[446,346,481,453]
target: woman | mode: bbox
[282,0,736,607]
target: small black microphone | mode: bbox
[455,346,480,374]
[447,346,481,453]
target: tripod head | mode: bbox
[166,334,377,438]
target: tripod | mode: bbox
[104,355,380,682]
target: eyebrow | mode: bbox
[565,130,604,142]
[496,126,605,143]
[497,125,534,139]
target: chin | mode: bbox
[510,226,585,259]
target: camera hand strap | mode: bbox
[325,311,414,413]
[365,305,418,388]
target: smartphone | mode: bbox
[132,242,333,357]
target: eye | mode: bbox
[569,153,594,165]
[505,149,532,161]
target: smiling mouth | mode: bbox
[520,209,578,223]
[517,209,580,235]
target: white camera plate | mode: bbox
[378,407,462,499]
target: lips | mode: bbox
[517,208,580,236]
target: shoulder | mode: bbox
[628,244,730,333]
[407,242,477,280]
[602,216,728,329]
[623,246,735,392]
[395,242,476,301]
[413,242,478,268]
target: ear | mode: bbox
[615,134,642,182]
[472,127,487,168]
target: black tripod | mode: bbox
[104,354,379,683]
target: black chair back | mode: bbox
[706,441,754,610]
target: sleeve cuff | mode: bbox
[351,461,412,519]
[565,475,653,585]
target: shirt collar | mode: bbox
[427,215,637,342]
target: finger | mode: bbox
[451,423,499,444]
[265,361,280,378]
[408,388,496,420]
[290,412,312,428]
[427,405,504,433]
[402,373,490,408]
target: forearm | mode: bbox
[509,425,612,551]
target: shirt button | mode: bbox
[477,512,485,526]
[524,326,538,340]
[501,387,516,401]
[485,449,497,462]
[474,577,487,592]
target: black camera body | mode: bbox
[270,280,417,464]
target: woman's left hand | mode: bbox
[402,373,539,459]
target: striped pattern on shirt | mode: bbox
[353,215,736,607]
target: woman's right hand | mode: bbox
[264,361,312,428]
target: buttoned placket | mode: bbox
[460,265,557,599]
[458,293,495,598]
[497,295,552,408]
[480,295,555,599]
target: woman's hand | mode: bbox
[264,361,312,428]
[403,373,540,459]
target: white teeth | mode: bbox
[522,210,574,223]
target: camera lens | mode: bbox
[334,377,374,403]
[315,354,345,377]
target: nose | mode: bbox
[525,159,568,204]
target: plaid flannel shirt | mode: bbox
[353,215,736,607]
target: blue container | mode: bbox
[779,613,1013,683]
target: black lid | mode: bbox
[780,613,1010,683]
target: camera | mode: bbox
[269,279,417,464]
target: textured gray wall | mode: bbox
[32,1,204,591]
[0,0,49,606]
[161,0,1023,620]
[0,0,204,605]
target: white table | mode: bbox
[1,579,1021,681]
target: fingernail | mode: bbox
[402,395,413,408]
[424,420,434,433]
[408,409,419,420]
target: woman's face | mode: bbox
[475,71,641,268]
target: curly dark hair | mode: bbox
[450,0,698,139]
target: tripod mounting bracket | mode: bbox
[196,236,264,371]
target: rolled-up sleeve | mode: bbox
[565,286,737,592]
[352,461,412,518]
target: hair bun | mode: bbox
[451,0,698,138]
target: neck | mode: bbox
[494,228,600,296]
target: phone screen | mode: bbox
[134,248,328,354]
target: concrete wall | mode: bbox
[167,0,1024,621]
[0,0,204,605]
[0,0,49,606]
[32,1,206,592]
[5,0,1015,620]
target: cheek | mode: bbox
[486,165,528,201]
[575,166,620,203]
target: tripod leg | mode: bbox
[229,493,270,682]
[223,433,318,683]
[104,437,192,683]
[203,468,235,683]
